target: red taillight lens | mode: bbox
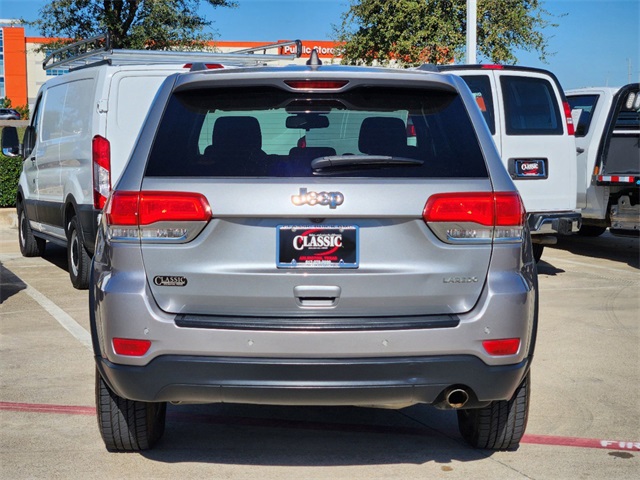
[107,191,211,226]
[481,64,504,70]
[92,135,111,209]
[563,101,575,136]
[423,192,496,226]
[138,192,212,225]
[494,192,526,226]
[482,338,520,356]
[284,80,349,90]
[105,191,212,242]
[105,192,139,225]
[423,192,524,243]
[113,338,151,357]
[182,63,224,69]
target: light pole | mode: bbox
[466,0,477,64]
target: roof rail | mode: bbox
[43,34,303,71]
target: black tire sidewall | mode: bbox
[67,216,90,289]
[17,203,44,257]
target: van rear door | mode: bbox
[493,70,577,214]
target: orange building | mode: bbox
[0,26,28,106]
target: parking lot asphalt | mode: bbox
[0,213,638,479]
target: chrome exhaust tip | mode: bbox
[445,388,470,409]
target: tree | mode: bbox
[26,0,237,51]
[333,0,559,66]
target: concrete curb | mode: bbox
[0,207,18,228]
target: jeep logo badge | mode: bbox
[291,188,344,209]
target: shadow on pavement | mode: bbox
[142,403,493,467]
[536,261,565,276]
[548,231,639,269]
[0,263,26,303]
[41,243,69,272]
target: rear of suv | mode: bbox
[91,59,538,452]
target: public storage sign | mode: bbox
[280,40,341,58]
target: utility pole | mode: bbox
[466,0,477,64]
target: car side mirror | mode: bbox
[23,126,37,159]
[1,126,21,157]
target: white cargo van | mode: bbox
[567,84,640,236]
[1,36,301,288]
[437,65,581,261]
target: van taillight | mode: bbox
[423,192,524,244]
[92,135,111,209]
[105,191,212,242]
[563,101,575,136]
[182,63,224,69]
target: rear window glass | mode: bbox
[460,75,496,134]
[501,76,563,136]
[567,94,599,137]
[145,86,488,178]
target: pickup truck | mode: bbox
[567,84,640,236]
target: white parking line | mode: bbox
[24,283,92,351]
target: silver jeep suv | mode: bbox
[91,57,538,452]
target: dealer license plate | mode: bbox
[277,225,358,269]
[514,158,548,179]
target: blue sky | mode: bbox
[1,0,638,89]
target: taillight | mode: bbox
[482,338,520,356]
[481,64,504,70]
[182,63,224,69]
[563,101,575,136]
[423,192,524,244]
[92,135,111,209]
[284,80,349,90]
[105,191,212,242]
[113,338,151,357]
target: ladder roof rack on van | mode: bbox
[43,34,303,71]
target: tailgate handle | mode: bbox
[294,286,341,307]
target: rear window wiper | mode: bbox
[311,155,424,170]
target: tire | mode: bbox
[457,373,530,451]
[578,225,607,237]
[532,243,544,263]
[67,216,90,289]
[95,369,166,452]
[18,204,45,257]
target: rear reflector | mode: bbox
[284,80,349,90]
[423,192,524,243]
[483,338,520,356]
[113,338,151,357]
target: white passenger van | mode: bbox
[1,36,301,288]
[437,65,582,261]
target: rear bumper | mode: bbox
[96,354,529,408]
[528,212,581,235]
